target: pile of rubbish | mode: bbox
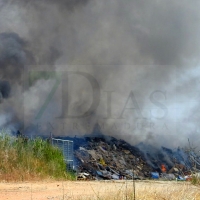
[74,136,152,180]
[57,124,200,181]
[71,135,200,181]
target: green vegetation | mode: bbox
[0,131,75,181]
[191,174,200,186]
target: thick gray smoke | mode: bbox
[0,32,30,78]
[0,0,200,148]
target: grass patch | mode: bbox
[0,131,75,181]
[78,181,200,200]
[191,175,200,186]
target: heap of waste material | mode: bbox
[68,135,200,181]
[58,121,200,181]
[136,143,200,180]
[74,136,152,180]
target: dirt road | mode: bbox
[0,180,199,200]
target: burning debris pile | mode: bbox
[74,136,152,180]
[136,143,200,181]
[70,132,200,181]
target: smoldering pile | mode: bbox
[70,135,200,181]
[74,136,152,180]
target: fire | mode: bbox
[161,164,166,173]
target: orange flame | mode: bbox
[161,164,166,173]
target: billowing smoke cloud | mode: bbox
[0,32,32,80]
[0,0,200,148]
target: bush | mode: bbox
[0,131,75,181]
[191,174,200,186]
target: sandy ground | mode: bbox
[0,180,199,200]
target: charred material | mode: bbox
[70,135,200,180]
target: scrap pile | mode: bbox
[135,143,200,180]
[71,135,200,181]
[74,136,152,180]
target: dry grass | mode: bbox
[93,181,200,200]
[68,181,200,200]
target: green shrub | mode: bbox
[191,174,200,185]
[0,130,75,181]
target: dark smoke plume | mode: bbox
[0,32,32,81]
[0,80,11,99]
[0,0,200,148]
